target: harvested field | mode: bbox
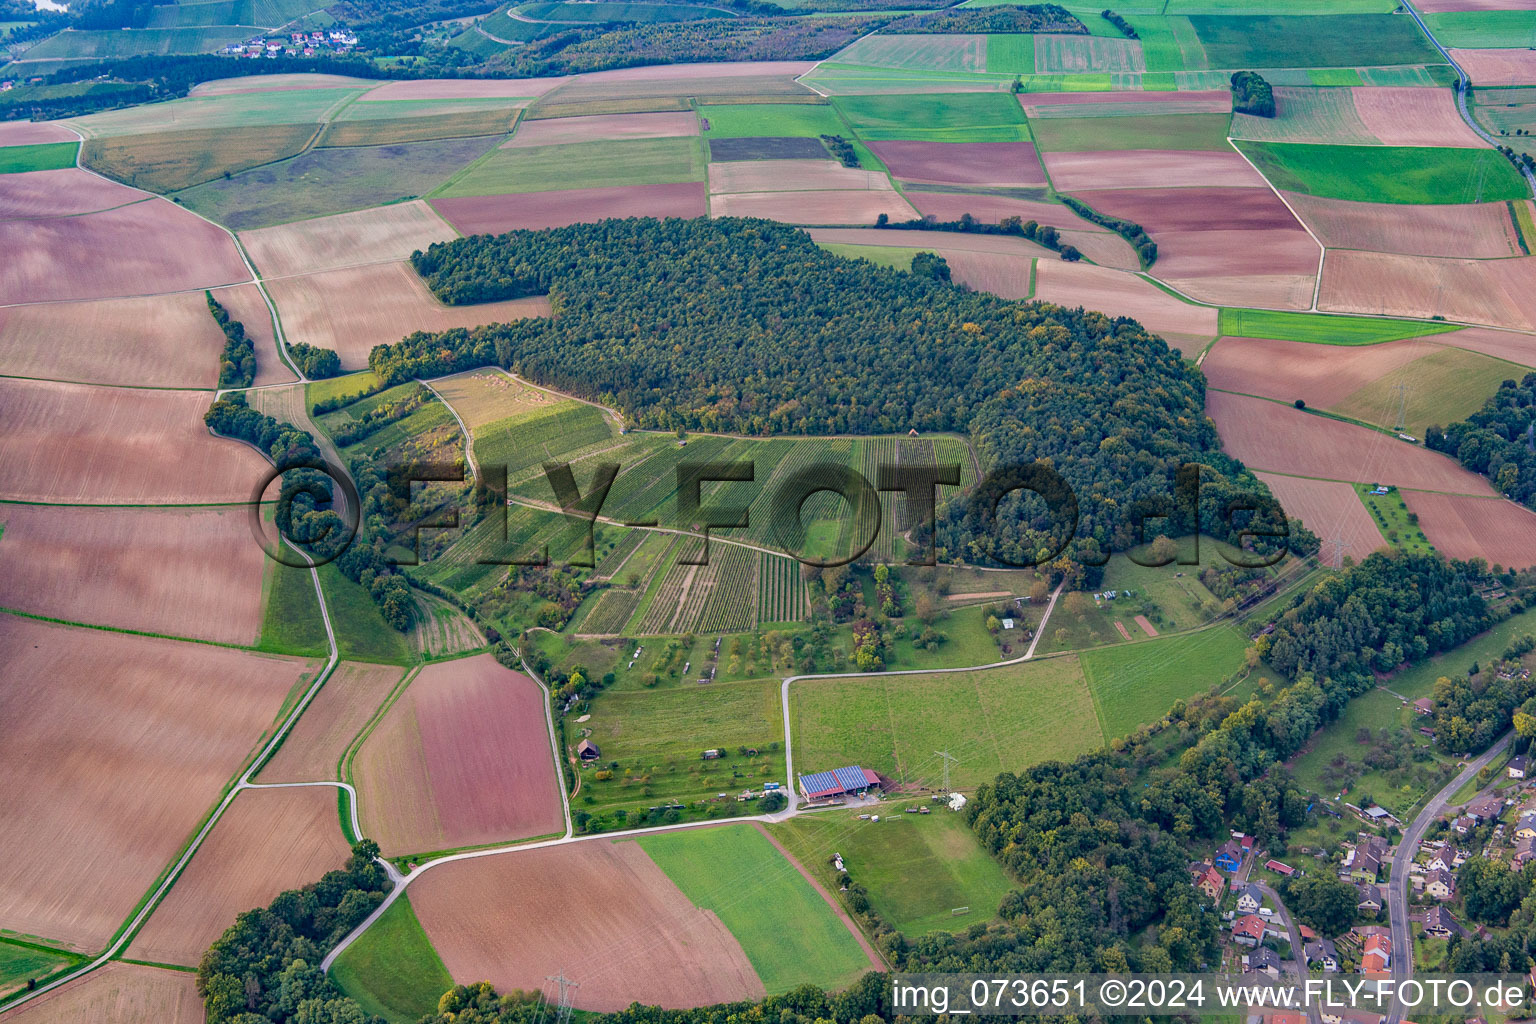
[534,62,816,106]
[1032,259,1220,343]
[1402,491,1536,569]
[1042,149,1261,191]
[0,198,247,305]
[0,121,78,146]
[431,182,707,233]
[0,379,272,504]
[1284,192,1523,258]
[360,77,563,100]
[431,367,559,431]
[266,261,551,369]
[316,110,517,148]
[1428,325,1536,368]
[1029,113,1233,152]
[0,504,265,645]
[709,136,828,160]
[211,282,298,387]
[437,136,704,196]
[1203,335,1433,409]
[1450,47,1536,85]
[82,123,317,193]
[1018,89,1229,113]
[0,167,143,219]
[0,962,202,1024]
[190,72,377,95]
[1253,473,1384,568]
[0,616,313,951]
[1033,33,1144,73]
[354,653,564,856]
[833,33,986,72]
[709,189,917,224]
[905,190,1086,228]
[1330,345,1527,437]
[0,291,226,387]
[707,158,892,193]
[1352,86,1487,148]
[410,840,766,1011]
[1318,250,1536,332]
[809,227,1045,256]
[865,140,1046,187]
[506,111,699,147]
[1169,271,1315,310]
[241,200,455,278]
[127,787,352,966]
[942,249,1037,298]
[258,662,406,783]
[1231,87,1380,146]
[66,87,365,139]
[1204,390,1495,495]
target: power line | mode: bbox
[935,750,958,792]
[547,973,579,1024]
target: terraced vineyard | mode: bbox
[474,400,616,478]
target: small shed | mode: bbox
[577,739,601,761]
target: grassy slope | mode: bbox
[258,557,331,657]
[318,562,415,665]
[984,33,1034,75]
[634,824,871,994]
[1354,484,1433,557]
[770,805,1014,936]
[791,658,1103,791]
[1286,686,1451,817]
[1237,141,1529,205]
[331,894,454,1024]
[1079,624,1250,742]
[1217,308,1462,345]
[0,142,78,174]
[83,124,314,193]
[1387,605,1536,700]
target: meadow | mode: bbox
[634,825,874,994]
[257,557,330,658]
[1217,307,1462,345]
[0,142,77,174]
[319,562,415,665]
[0,941,72,999]
[833,93,1029,142]
[1238,142,1529,205]
[331,895,454,1024]
[1186,14,1439,69]
[1078,623,1251,742]
[1353,484,1432,557]
[770,806,1014,937]
[318,110,519,148]
[433,136,705,196]
[178,134,504,229]
[984,33,1034,75]
[830,33,986,74]
[696,102,845,138]
[1422,12,1536,50]
[518,0,725,21]
[83,124,315,193]
[1385,606,1536,701]
[790,657,1102,792]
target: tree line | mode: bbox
[209,291,255,391]
[875,210,1083,260]
[1427,372,1536,520]
[1059,195,1157,267]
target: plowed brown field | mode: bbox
[266,261,551,369]
[1032,259,1219,347]
[128,786,352,966]
[360,78,563,99]
[431,182,707,233]
[0,168,143,219]
[1203,336,1432,408]
[0,292,225,387]
[354,653,563,856]
[506,111,699,146]
[1205,390,1495,495]
[1285,192,1522,258]
[1352,87,1486,148]
[1042,150,1261,191]
[258,662,407,783]
[0,503,265,644]
[1450,47,1536,85]
[709,189,916,224]
[0,963,202,1024]
[0,121,77,146]
[241,200,456,278]
[0,616,313,951]
[0,379,271,504]
[906,189,1107,230]
[1402,491,1536,568]
[866,140,1047,187]
[1318,251,1536,331]
[1430,326,1536,368]
[707,158,893,193]
[411,840,765,1011]
[0,197,247,304]
[1254,472,1385,567]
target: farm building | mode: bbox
[577,739,601,761]
[797,765,881,802]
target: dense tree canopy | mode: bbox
[1428,373,1536,529]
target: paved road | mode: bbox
[1253,880,1322,1024]
[1385,731,1512,1024]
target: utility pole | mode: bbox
[547,973,579,1024]
[1327,537,1346,569]
[936,750,958,792]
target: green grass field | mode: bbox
[21,25,259,58]
[833,92,1029,142]
[1187,13,1439,69]
[1330,346,1525,439]
[1218,308,1463,345]
[0,940,71,997]
[1353,484,1433,558]
[770,806,1014,937]
[1386,606,1536,701]
[257,557,330,657]
[634,824,872,994]
[1237,142,1529,205]
[1422,11,1536,49]
[318,562,415,665]
[1029,112,1231,152]
[179,134,503,229]
[1079,623,1251,742]
[579,678,784,814]
[65,85,365,139]
[791,658,1102,791]
[696,102,845,138]
[0,141,78,174]
[818,243,924,270]
[331,894,454,1024]
[984,33,1034,75]
[434,136,705,196]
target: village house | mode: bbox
[1236,884,1264,914]
[1451,814,1475,835]
[1305,938,1340,972]
[1215,839,1244,872]
[1361,934,1391,974]
[1233,914,1267,948]
[1423,905,1465,939]
[1426,847,1464,873]
[1424,868,1456,900]
[1245,946,1282,979]
[1510,754,1530,780]
[1356,882,1383,914]
[1515,813,1536,840]
[1513,836,1536,869]
[576,738,601,761]
[1192,863,1225,901]
[1467,795,1505,823]
[1345,842,1383,883]
[1412,697,1434,716]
